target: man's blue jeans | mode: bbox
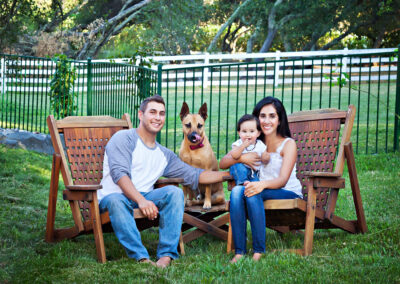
[99,185,184,261]
[229,185,300,255]
[229,163,259,185]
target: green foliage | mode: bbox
[48,54,77,118]
[1,144,400,282]
[128,49,155,101]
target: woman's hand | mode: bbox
[244,181,265,197]
[240,152,261,170]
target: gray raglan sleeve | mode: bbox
[160,146,204,190]
[105,129,136,184]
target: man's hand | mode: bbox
[138,199,159,220]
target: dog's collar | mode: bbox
[189,137,205,150]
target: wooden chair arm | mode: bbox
[66,184,103,191]
[307,176,346,189]
[303,171,342,177]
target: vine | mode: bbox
[49,54,77,118]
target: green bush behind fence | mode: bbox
[1,50,399,157]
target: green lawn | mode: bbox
[1,144,399,283]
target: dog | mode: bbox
[179,102,225,210]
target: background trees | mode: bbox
[1,0,398,59]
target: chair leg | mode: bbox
[227,215,234,253]
[303,180,317,256]
[90,194,106,263]
[344,142,368,233]
[179,232,185,255]
[45,154,61,242]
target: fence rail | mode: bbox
[1,48,399,157]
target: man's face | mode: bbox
[138,101,166,135]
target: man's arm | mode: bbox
[117,176,158,220]
[198,170,230,184]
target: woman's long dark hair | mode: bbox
[252,96,291,142]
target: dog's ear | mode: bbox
[198,102,208,121]
[180,102,190,121]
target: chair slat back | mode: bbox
[63,127,123,185]
[288,106,355,209]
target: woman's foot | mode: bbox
[156,256,172,268]
[230,254,244,264]
[252,253,262,261]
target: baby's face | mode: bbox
[238,120,261,144]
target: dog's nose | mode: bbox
[188,132,199,143]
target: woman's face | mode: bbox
[258,104,279,137]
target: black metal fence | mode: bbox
[1,49,399,157]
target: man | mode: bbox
[98,95,229,268]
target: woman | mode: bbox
[219,96,303,263]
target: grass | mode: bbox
[1,144,400,283]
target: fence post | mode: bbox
[1,57,5,95]
[157,64,163,96]
[394,45,400,151]
[343,47,348,74]
[87,57,92,116]
[156,64,163,143]
[204,52,209,88]
[275,50,281,87]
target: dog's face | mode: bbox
[180,102,208,144]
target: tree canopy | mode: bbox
[1,0,398,59]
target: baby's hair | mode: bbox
[237,114,261,132]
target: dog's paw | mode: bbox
[185,200,194,207]
[203,201,212,210]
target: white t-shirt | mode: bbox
[98,129,202,202]
[231,139,266,171]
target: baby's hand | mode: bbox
[242,139,252,148]
[261,151,270,164]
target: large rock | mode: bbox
[0,128,56,155]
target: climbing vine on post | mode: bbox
[49,54,77,118]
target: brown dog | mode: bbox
[179,102,225,209]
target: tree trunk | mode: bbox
[207,0,253,52]
[75,0,151,59]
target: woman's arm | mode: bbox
[244,139,298,197]
[219,151,261,169]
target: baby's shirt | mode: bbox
[231,139,266,171]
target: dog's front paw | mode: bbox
[186,200,194,207]
[203,200,212,210]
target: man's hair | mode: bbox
[139,95,165,112]
[236,114,261,132]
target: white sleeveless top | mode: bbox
[259,138,303,198]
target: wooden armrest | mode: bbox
[155,178,184,185]
[223,175,234,182]
[66,184,102,191]
[303,171,342,178]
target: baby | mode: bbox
[230,114,270,185]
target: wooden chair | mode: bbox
[226,105,367,256]
[45,114,183,263]
[182,203,230,245]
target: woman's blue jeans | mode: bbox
[99,185,184,261]
[229,185,300,255]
